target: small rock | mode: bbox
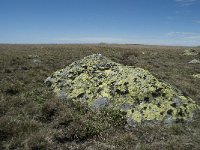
[193,74,200,79]
[163,115,174,124]
[126,118,136,127]
[28,55,39,59]
[189,59,200,64]
[33,59,41,64]
[120,103,131,110]
[92,97,109,109]
[172,97,183,108]
[44,77,54,87]
[59,91,68,100]
[183,49,199,56]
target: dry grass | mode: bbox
[0,44,200,150]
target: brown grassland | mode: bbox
[0,44,200,150]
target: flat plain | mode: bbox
[0,44,200,150]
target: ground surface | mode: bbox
[0,44,200,150]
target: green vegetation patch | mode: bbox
[45,54,199,126]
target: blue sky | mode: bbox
[0,0,200,46]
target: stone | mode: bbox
[33,59,41,64]
[172,97,183,108]
[120,103,132,111]
[92,97,109,110]
[45,54,199,125]
[44,77,54,87]
[189,59,200,64]
[183,49,199,56]
[193,74,200,79]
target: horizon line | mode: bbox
[0,43,197,47]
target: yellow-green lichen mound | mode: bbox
[45,54,199,125]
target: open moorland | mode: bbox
[0,44,200,150]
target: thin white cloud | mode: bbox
[193,20,200,24]
[167,32,200,39]
[175,0,197,6]
[175,0,196,2]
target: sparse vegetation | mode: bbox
[0,44,200,149]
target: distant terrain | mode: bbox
[0,44,200,150]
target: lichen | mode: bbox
[45,54,199,125]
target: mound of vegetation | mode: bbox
[45,54,199,125]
